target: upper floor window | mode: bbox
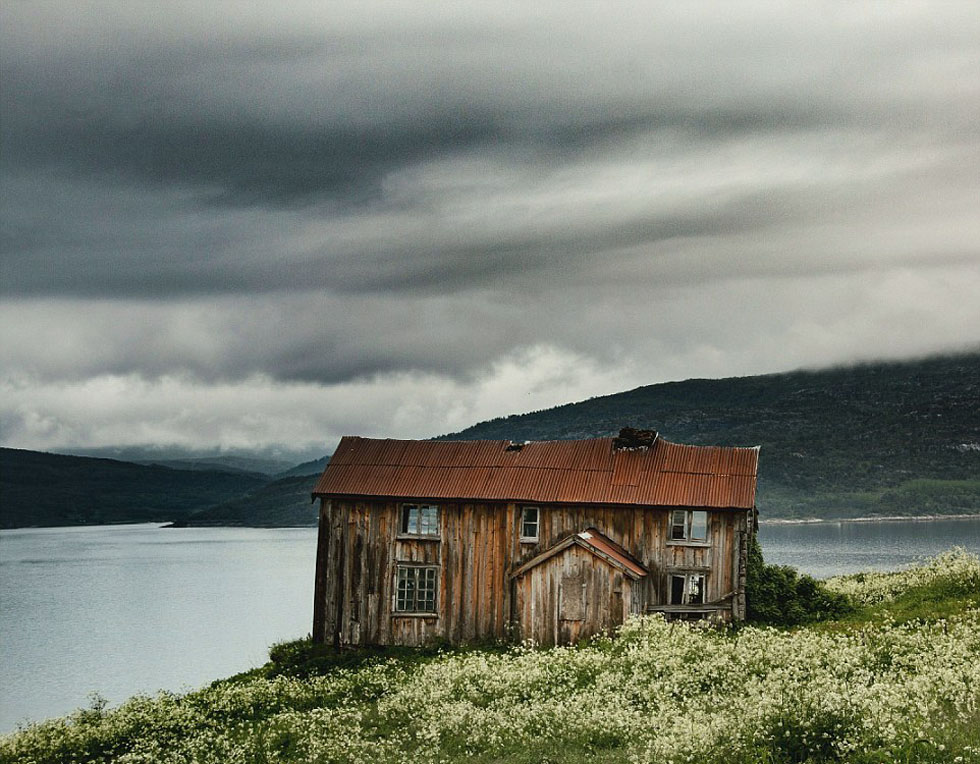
[401,504,439,536]
[670,509,708,542]
[520,506,539,542]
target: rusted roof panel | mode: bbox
[578,529,648,578]
[611,449,645,486]
[511,528,649,579]
[313,435,759,509]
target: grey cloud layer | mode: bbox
[2,1,979,396]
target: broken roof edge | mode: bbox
[510,528,648,580]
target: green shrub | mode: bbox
[265,636,504,680]
[746,536,853,626]
[266,637,398,678]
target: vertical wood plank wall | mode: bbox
[314,498,752,646]
[512,544,632,646]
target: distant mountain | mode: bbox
[66,447,304,476]
[178,475,319,527]
[136,459,268,477]
[277,455,331,478]
[0,449,270,528]
[441,352,980,520]
[136,458,283,476]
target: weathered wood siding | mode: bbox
[313,498,752,646]
[513,544,633,646]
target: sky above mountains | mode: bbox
[2,2,979,459]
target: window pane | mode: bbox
[671,510,687,540]
[670,575,685,605]
[419,505,438,535]
[688,574,704,605]
[396,568,413,611]
[522,507,539,538]
[420,568,436,612]
[402,505,419,534]
[690,511,707,541]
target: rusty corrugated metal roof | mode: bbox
[314,434,758,509]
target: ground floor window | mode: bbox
[669,573,706,605]
[395,565,438,613]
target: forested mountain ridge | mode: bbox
[0,449,269,528]
[442,352,980,519]
[175,475,319,527]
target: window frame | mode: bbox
[519,506,540,543]
[668,509,709,545]
[398,503,440,538]
[393,564,439,615]
[668,572,706,605]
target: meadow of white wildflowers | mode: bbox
[825,547,980,606]
[3,549,979,764]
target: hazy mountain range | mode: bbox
[2,352,977,528]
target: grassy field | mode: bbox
[3,550,979,764]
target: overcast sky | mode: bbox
[2,1,979,460]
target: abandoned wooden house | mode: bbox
[311,429,759,647]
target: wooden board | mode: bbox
[311,498,750,646]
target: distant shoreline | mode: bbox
[4,514,980,532]
[761,513,980,526]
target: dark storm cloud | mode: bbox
[1,1,979,452]
[2,37,854,215]
[4,3,978,298]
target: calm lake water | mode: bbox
[758,516,980,578]
[2,517,979,732]
[0,525,316,733]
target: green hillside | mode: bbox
[0,449,269,529]
[178,475,319,527]
[443,352,980,519]
[276,455,330,479]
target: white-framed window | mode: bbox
[670,509,708,542]
[520,506,539,542]
[394,565,438,613]
[669,573,706,605]
[400,504,439,537]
